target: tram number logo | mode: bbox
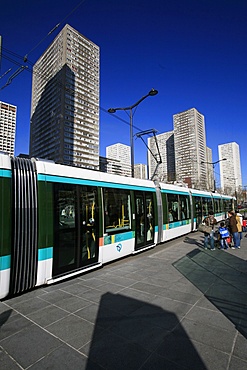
[116,243,122,252]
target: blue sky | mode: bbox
[1,0,246,187]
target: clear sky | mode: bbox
[1,0,246,187]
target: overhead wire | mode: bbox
[23,0,87,62]
[0,0,156,137]
[0,46,148,134]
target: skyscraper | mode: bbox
[206,146,214,191]
[218,142,242,194]
[134,164,147,179]
[173,108,207,189]
[0,100,16,156]
[30,24,100,169]
[106,143,131,177]
[147,131,175,181]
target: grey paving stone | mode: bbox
[156,332,229,370]
[151,295,193,318]
[232,332,247,361]
[81,330,151,370]
[46,314,97,350]
[1,324,62,369]
[28,344,103,370]
[0,311,33,341]
[77,287,104,304]
[26,304,70,327]
[3,296,50,316]
[128,303,180,331]
[185,304,240,332]
[141,352,190,370]
[119,287,157,304]
[175,317,236,353]
[74,302,124,329]
[108,315,169,351]
[229,355,247,370]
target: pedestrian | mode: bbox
[235,210,243,246]
[218,221,229,250]
[243,218,247,232]
[203,210,217,250]
[228,211,240,249]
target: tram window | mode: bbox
[80,187,98,261]
[55,185,77,269]
[58,190,76,229]
[167,193,179,222]
[194,196,202,218]
[179,195,190,220]
[213,198,220,213]
[223,199,232,212]
[103,188,131,233]
[202,197,213,216]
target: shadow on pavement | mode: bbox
[173,248,247,339]
[85,292,207,370]
[0,309,12,328]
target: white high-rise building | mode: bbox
[30,24,100,169]
[206,147,214,191]
[106,143,131,177]
[134,164,147,179]
[0,101,17,156]
[173,108,207,189]
[218,142,242,194]
[147,131,175,181]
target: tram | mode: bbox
[0,153,235,299]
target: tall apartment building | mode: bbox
[147,131,175,181]
[173,108,207,189]
[218,142,242,194]
[134,164,147,179]
[30,24,100,169]
[0,101,17,156]
[206,147,214,191]
[106,143,131,177]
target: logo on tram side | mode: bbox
[116,243,122,252]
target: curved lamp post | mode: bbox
[201,158,227,192]
[108,88,158,177]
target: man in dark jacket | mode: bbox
[228,211,240,249]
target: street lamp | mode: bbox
[108,88,158,177]
[201,158,227,192]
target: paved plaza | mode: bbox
[1,231,247,369]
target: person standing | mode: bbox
[235,210,243,246]
[203,211,217,250]
[243,218,247,232]
[228,211,240,249]
[218,222,229,250]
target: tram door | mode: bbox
[135,192,154,251]
[53,184,99,277]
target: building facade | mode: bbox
[206,147,214,191]
[173,108,207,189]
[134,163,147,179]
[147,131,175,181]
[106,143,131,177]
[218,142,242,195]
[0,101,17,156]
[30,24,100,169]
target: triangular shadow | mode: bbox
[173,248,247,338]
[83,292,207,369]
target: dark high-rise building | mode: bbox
[30,24,100,169]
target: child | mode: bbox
[218,221,230,250]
